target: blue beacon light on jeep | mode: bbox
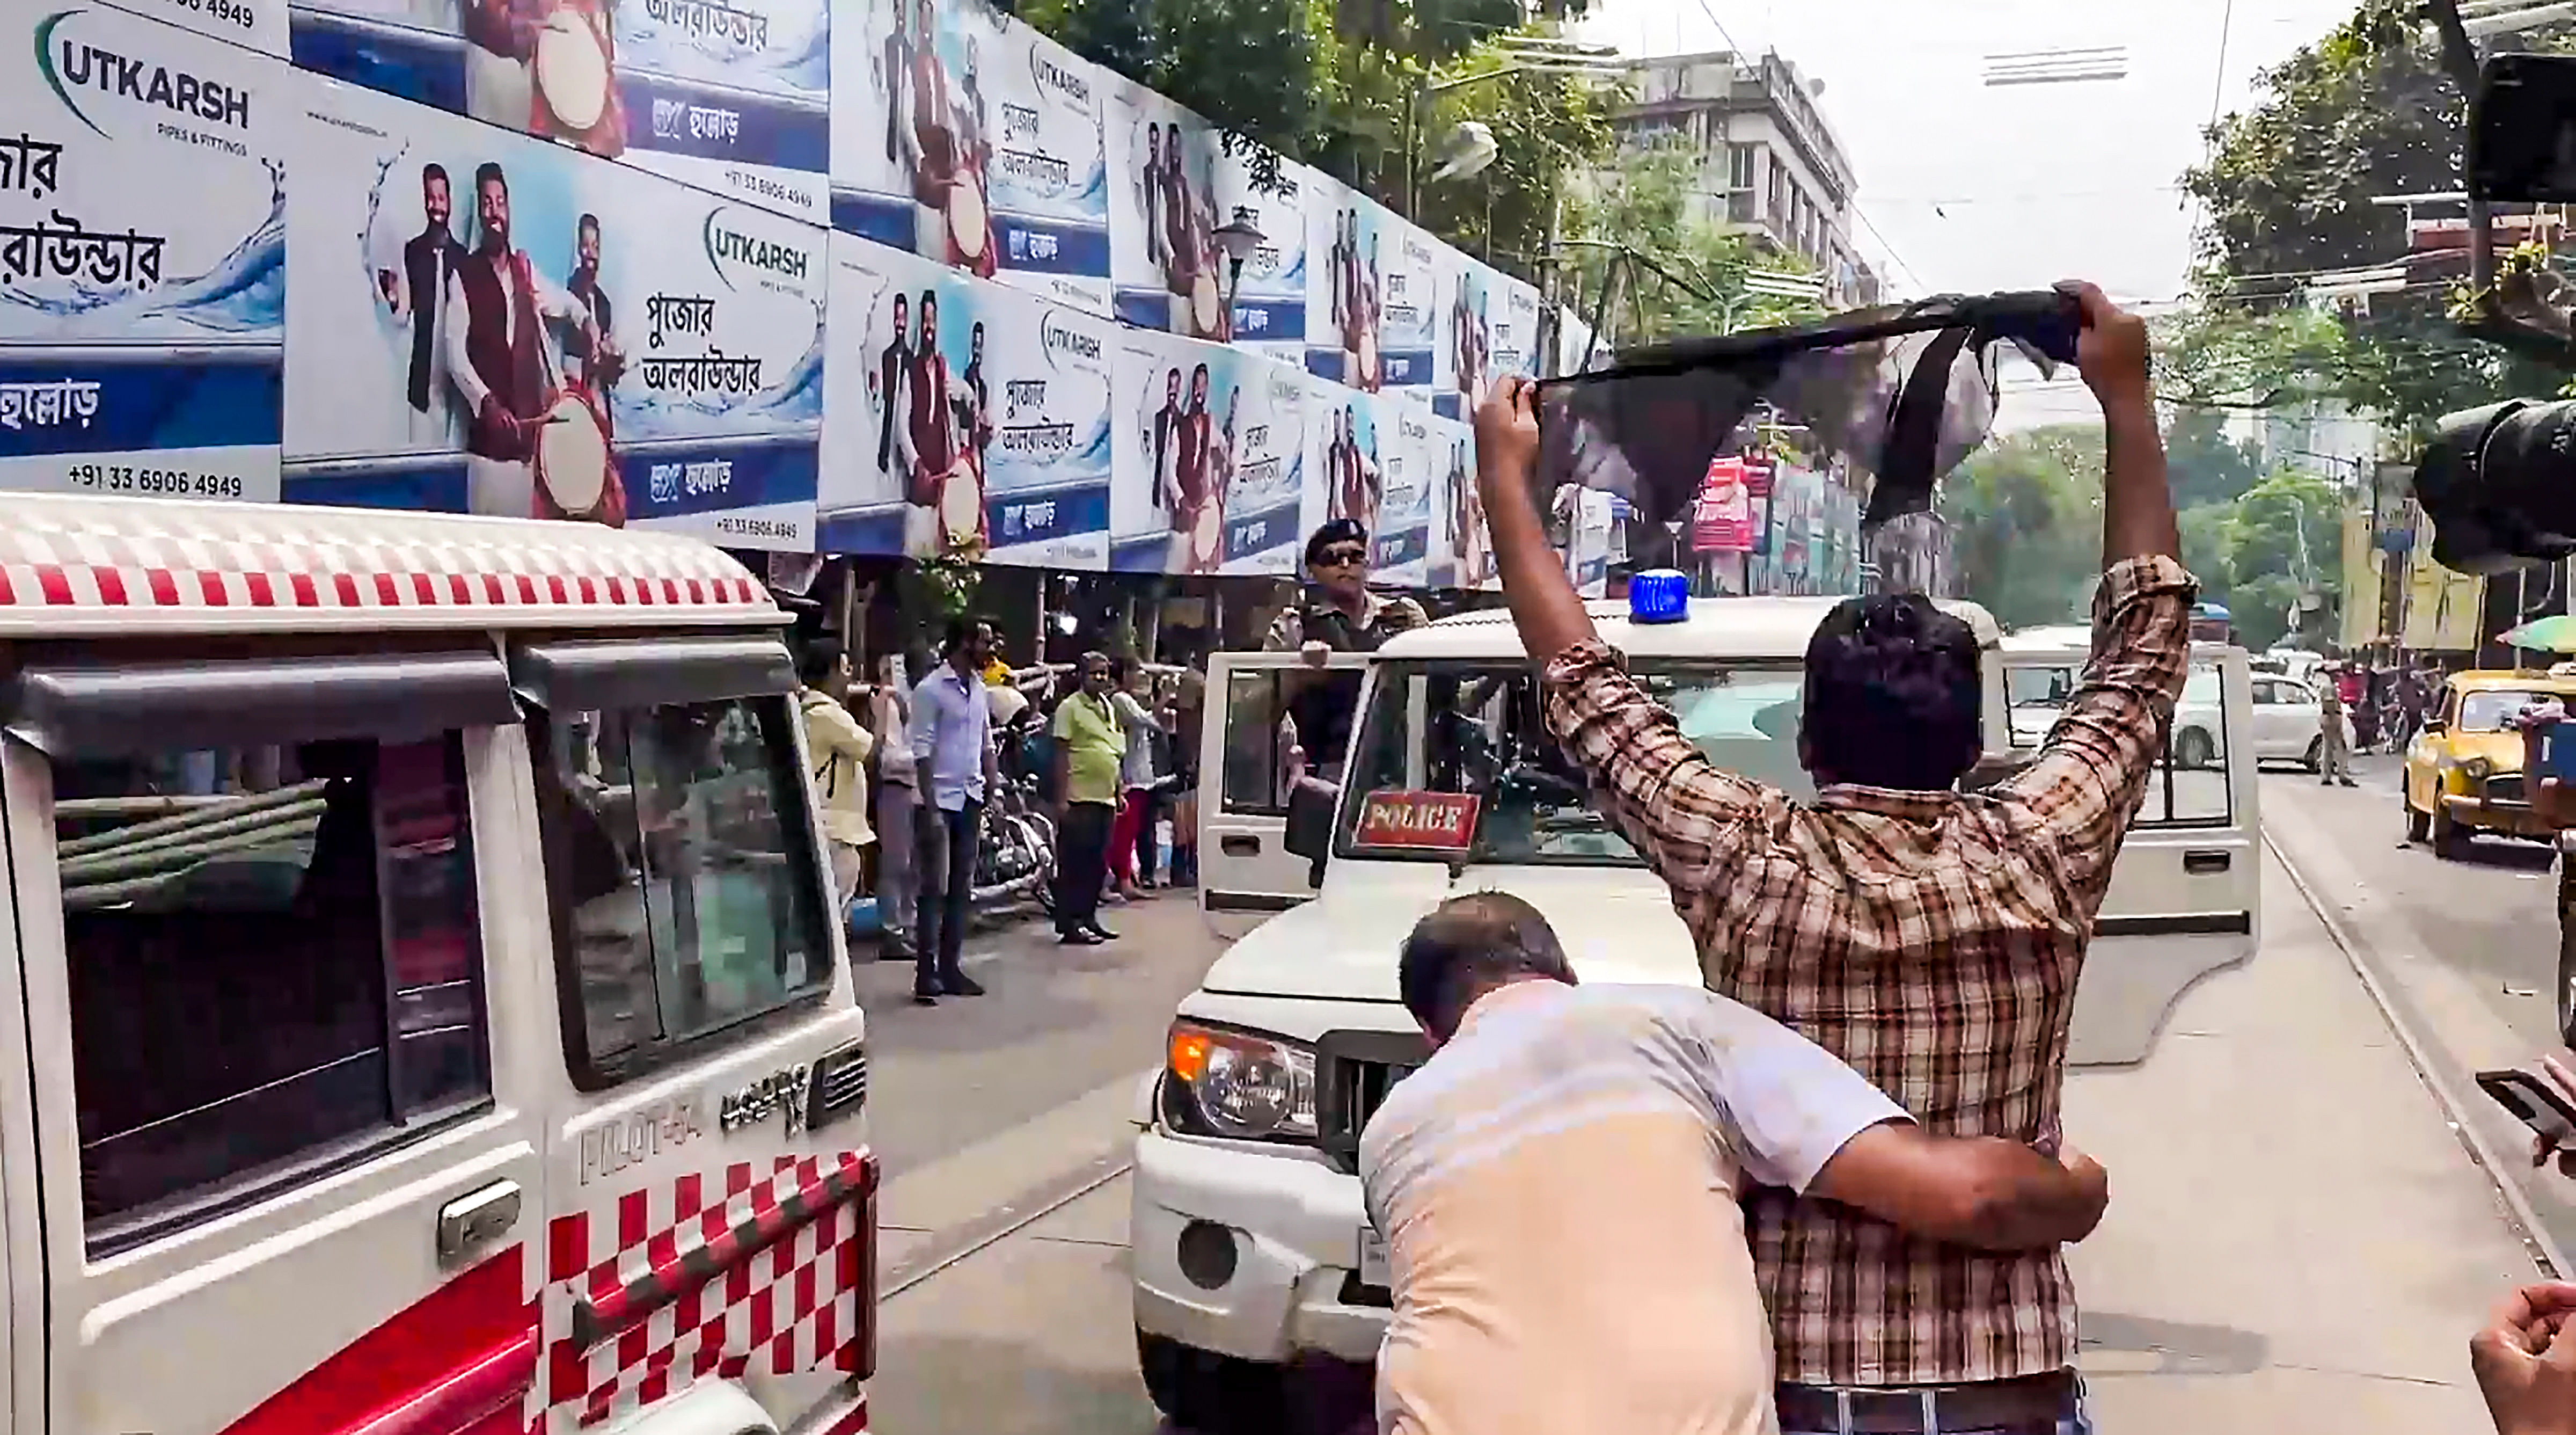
[1628,569,1690,625]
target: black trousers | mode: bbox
[1055,800,1114,933]
[914,800,980,989]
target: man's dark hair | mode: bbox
[797,638,844,686]
[421,162,448,188]
[474,161,506,195]
[941,617,982,659]
[1304,517,1367,568]
[894,292,908,312]
[577,212,600,238]
[1800,594,1982,792]
[1398,892,1576,1039]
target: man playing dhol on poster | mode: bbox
[1166,363,1213,573]
[1141,122,1167,272]
[551,210,625,525]
[386,162,466,450]
[905,288,985,556]
[443,161,602,521]
[462,0,625,152]
[1192,388,1240,577]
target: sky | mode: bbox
[1574,0,2369,429]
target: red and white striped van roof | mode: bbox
[0,494,783,637]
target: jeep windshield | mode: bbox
[1334,660,1814,866]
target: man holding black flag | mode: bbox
[1468,281,2190,1435]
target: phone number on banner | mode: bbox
[65,462,251,500]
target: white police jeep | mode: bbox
[1132,589,2260,1434]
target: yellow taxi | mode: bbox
[2404,668,2576,857]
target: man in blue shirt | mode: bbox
[908,617,999,1005]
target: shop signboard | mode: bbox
[286,74,825,549]
[1104,82,1307,364]
[289,0,832,223]
[829,0,1109,314]
[0,5,289,504]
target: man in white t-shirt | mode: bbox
[1360,893,2111,1435]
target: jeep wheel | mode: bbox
[1137,1330,1287,1435]
[2175,727,2215,771]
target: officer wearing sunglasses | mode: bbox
[1263,519,1426,784]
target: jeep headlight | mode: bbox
[1162,1021,1318,1143]
[2465,756,2495,781]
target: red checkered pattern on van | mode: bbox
[545,1152,878,1426]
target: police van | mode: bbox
[1135,586,2260,1433]
[0,493,874,1434]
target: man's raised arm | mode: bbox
[1992,283,2198,912]
[1477,377,1774,898]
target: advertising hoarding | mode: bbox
[1104,82,1307,365]
[286,72,824,549]
[829,0,1109,315]
[1306,178,1442,402]
[287,0,832,223]
[0,5,288,503]
[818,230,1110,566]
[1109,328,1307,576]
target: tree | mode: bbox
[2175,0,2576,436]
[2164,407,2266,510]
[1557,145,1823,347]
[1941,426,2104,630]
[2220,470,2346,650]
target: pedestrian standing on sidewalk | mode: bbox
[1364,893,2111,1435]
[2318,677,2359,788]
[907,618,997,1006]
[794,639,875,923]
[1107,657,1168,898]
[1049,651,1125,946]
[870,653,919,964]
[1471,281,2189,1435]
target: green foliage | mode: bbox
[1941,426,2105,630]
[2221,469,2345,650]
[2176,0,2576,436]
[2165,407,2267,509]
[1559,146,1823,346]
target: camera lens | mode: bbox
[2419,398,2576,574]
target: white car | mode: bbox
[1133,601,2263,1433]
[2008,659,2349,771]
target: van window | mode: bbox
[2137,661,2232,827]
[531,695,831,1084]
[56,736,487,1243]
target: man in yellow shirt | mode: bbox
[1049,651,1125,946]
[796,639,876,922]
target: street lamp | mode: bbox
[1211,212,1265,338]
[1403,42,1624,214]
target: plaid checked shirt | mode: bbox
[1539,556,2197,1387]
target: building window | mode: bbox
[1728,143,1758,191]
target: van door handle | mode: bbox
[437,1179,522,1264]
[2183,850,2232,875]
[1221,836,1261,857]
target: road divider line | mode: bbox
[2265,818,2570,1280]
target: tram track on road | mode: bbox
[2265,817,2569,1281]
[880,1148,1137,1301]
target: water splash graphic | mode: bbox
[0,160,286,343]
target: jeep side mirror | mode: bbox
[1283,776,1340,878]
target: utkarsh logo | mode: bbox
[39,9,254,139]
[1040,308,1101,368]
[702,207,810,292]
